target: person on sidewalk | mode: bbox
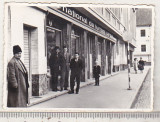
[61,45,70,90]
[68,52,83,94]
[93,60,101,86]
[138,57,145,73]
[133,58,138,74]
[7,45,29,107]
[49,46,62,91]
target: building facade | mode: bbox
[134,8,152,65]
[6,5,137,97]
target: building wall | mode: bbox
[7,6,137,96]
[8,6,49,96]
[9,6,47,74]
[134,26,151,62]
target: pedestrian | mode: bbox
[61,45,70,90]
[93,60,101,86]
[49,46,62,91]
[138,57,145,73]
[68,52,83,94]
[133,58,138,74]
[7,45,29,107]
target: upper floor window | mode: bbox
[94,7,103,15]
[141,29,145,37]
[141,45,146,52]
[105,9,110,21]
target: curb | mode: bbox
[130,68,151,109]
[28,72,119,107]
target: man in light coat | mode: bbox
[7,45,29,107]
[61,46,70,90]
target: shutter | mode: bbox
[23,29,30,73]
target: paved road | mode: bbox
[131,69,151,109]
[30,69,150,109]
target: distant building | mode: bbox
[134,8,152,65]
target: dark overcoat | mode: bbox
[7,57,29,107]
[49,52,62,74]
[93,65,101,78]
[70,58,83,75]
[138,60,145,70]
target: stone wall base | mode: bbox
[32,74,51,96]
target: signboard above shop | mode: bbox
[60,7,115,39]
[47,7,117,42]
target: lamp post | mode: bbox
[127,41,131,90]
[123,30,132,90]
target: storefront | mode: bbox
[45,7,126,82]
[7,6,130,97]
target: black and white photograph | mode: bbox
[4,4,153,110]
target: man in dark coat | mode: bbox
[93,61,101,86]
[69,52,83,94]
[138,57,145,73]
[7,45,29,107]
[61,46,70,90]
[49,46,62,91]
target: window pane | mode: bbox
[141,30,145,37]
[141,45,146,52]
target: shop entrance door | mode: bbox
[23,25,38,97]
[46,27,62,90]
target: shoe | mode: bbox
[60,88,63,91]
[52,90,57,92]
[64,88,68,90]
[68,91,74,94]
[76,92,79,94]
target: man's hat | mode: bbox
[13,45,22,54]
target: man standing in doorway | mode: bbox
[49,46,62,91]
[69,52,83,94]
[93,60,101,86]
[7,45,29,107]
[61,45,70,90]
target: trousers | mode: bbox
[70,73,80,93]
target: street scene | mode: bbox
[30,66,151,108]
[5,5,153,109]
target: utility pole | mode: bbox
[127,41,131,90]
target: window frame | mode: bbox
[141,45,146,52]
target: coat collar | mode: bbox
[13,57,25,74]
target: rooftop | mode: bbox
[136,8,152,26]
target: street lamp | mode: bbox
[127,41,131,90]
[123,30,132,90]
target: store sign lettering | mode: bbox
[61,7,116,41]
[62,7,88,24]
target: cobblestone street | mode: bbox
[131,69,151,109]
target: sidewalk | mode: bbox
[28,71,119,106]
[28,66,150,108]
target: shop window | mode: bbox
[71,29,80,57]
[141,29,145,37]
[141,45,146,52]
[46,27,62,67]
